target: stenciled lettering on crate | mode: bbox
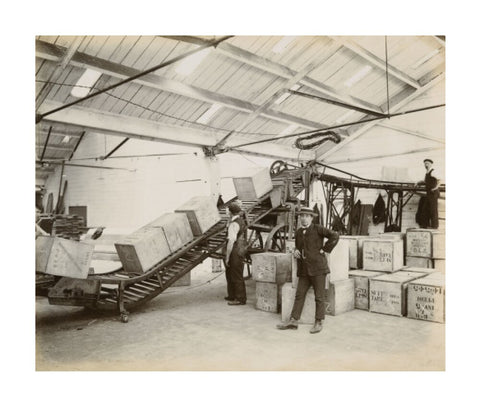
[407,274,445,323]
[369,271,427,316]
[348,270,385,310]
[363,238,404,272]
[406,229,445,259]
[256,281,283,313]
[175,196,221,236]
[251,252,292,284]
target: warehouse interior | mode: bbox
[34,34,447,366]
[12,2,475,397]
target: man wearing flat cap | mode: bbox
[277,207,339,334]
[224,201,248,305]
[416,159,440,229]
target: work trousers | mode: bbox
[427,190,439,229]
[291,274,326,321]
[225,249,246,303]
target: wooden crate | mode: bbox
[402,266,437,275]
[348,270,385,310]
[407,274,445,323]
[115,227,171,274]
[406,256,433,268]
[48,277,100,306]
[232,167,273,200]
[363,238,404,272]
[36,236,94,279]
[281,283,315,324]
[328,238,350,282]
[369,271,428,316]
[339,236,362,269]
[175,196,221,236]
[36,235,55,274]
[433,258,446,273]
[146,212,194,252]
[326,279,355,316]
[256,281,282,313]
[251,252,292,284]
[406,228,445,259]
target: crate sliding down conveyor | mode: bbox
[39,164,310,322]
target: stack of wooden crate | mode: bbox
[369,270,430,316]
[251,252,291,313]
[348,234,404,312]
[115,196,219,275]
[405,228,445,273]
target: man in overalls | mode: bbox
[224,202,247,305]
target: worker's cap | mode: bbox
[423,158,433,164]
[297,207,318,217]
[228,202,242,214]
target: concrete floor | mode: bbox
[36,263,445,371]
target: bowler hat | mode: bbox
[423,158,433,164]
[297,207,318,217]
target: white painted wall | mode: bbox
[41,133,278,229]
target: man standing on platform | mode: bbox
[224,202,248,305]
[277,207,339,334]
[416,158,441,229]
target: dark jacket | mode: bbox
[295,224,339,276]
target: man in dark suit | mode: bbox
[277,207,339,334]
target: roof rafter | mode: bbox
[160,36,385,116]
[38,100,314,161]
[329,36,421,89]
[35,39,328,132]
[317,71,445,162]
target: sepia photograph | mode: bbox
[2,0,475,403]
[34,33,447,372]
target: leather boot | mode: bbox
[276,318,298,330]
[310,320,323,334]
